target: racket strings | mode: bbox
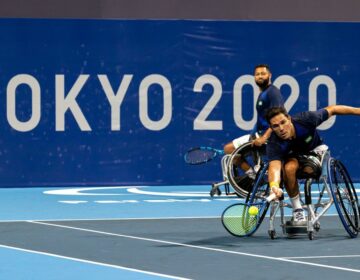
[222,204,259,236]
[185,149,217,164]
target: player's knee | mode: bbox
[224,143,235,154]
[284,162,298,176]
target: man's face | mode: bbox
[269,113,293,140]
[254,67,271,88]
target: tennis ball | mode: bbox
[248,206,259,216]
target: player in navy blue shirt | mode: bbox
[224,64,284,154]
[266,109,329,161]
[265,106,360,223]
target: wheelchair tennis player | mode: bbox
[265,105,360,224]
[211,64,283,197]
[224,64,284,154]
[223,65,283,176]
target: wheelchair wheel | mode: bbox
[328,158,359,238]
[227,142,262,197]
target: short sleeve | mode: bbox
[293,109,329,127]
[267,86,284,108]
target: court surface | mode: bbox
[0,185,360,279]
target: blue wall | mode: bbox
[0,19,360,187]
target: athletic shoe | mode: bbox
[292,208,306,223]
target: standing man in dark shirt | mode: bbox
[223,64,284,176]
[265,105,360,223]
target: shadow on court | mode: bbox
[0,216,359,279]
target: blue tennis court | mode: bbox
[1,185,360,279]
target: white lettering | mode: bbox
[3,73,338,132]
[7,74,41,132]
[193,75,223,130]
[309,75,336,130]
[98,74,133,131]
[233,75,259,130]
[139,74,172,131]
[273,75,299,112]
[55,75,91,131]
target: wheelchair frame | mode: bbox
[250,150,360,240]
[210,153,232,197]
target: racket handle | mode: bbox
[266,193,277,202]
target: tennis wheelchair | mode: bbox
[222,146,360,240]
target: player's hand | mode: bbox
[251,137,266,147]
[270,186,283,198]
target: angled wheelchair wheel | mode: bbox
[328,158,359,238]
[227,142,262,197]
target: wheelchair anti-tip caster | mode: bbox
[308,231,314,240]
[314,222,320,232]
[268,230,276,239]
[210,184,221,197]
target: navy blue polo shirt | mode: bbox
[252,84,284,136]
[266,109,330,161]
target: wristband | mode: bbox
[269,181,280,189]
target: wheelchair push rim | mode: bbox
[328,158,359,238]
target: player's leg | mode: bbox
[283,158,306,223]
[224,134,250,154]
[223,141,236,154]
[224,134,255,175]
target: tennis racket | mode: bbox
[184,146,224,165]
[222,193,276,237]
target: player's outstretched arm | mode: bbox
[268,160,283,198]
[325,105,360,117]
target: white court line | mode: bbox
[29,221,360,274]
[126,188,212,197]
[0,244,190,280]
[0,213,339,223]
[281,255,360,259]
[0,216,220,223]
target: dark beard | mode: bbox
[255,78,270,90]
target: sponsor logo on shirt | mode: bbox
[305,135,313,143]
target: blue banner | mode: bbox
[0,19,360,187]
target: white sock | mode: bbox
[290,194,302,210]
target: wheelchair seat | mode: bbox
[296,145,329,180]
[296,153,323,179]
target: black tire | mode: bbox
[328,158,359,238]
[227,142,262,197]
[308,231,314,240]
[268,230,276,239]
